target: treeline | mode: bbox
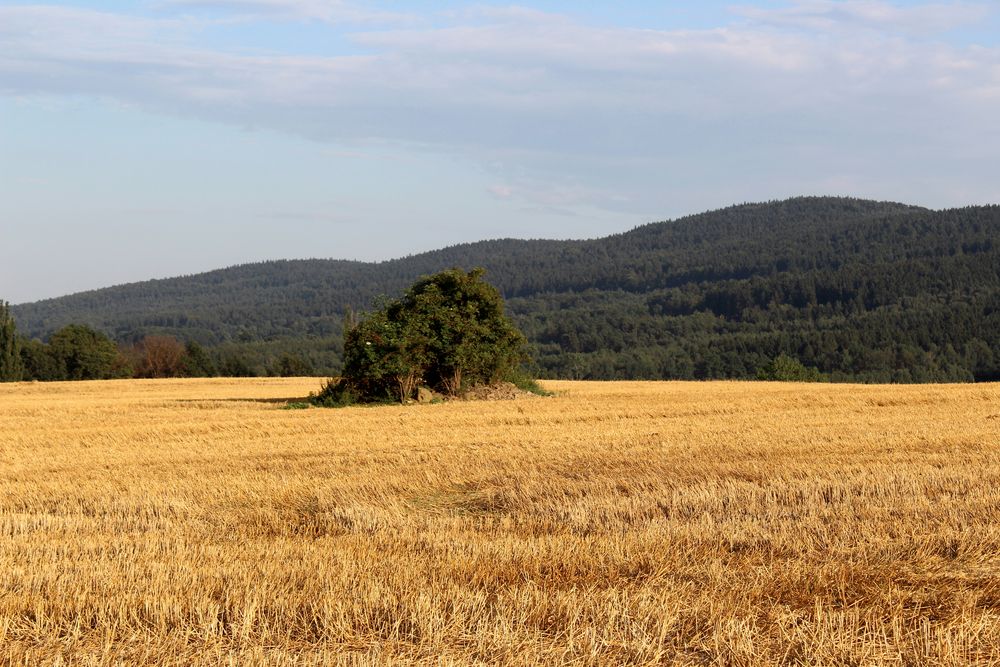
[10,197,1000,383]
[1,304,316,382]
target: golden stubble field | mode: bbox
[1,378,999,665]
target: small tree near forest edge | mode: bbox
[312,268,529,405]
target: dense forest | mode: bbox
[10,197,1000,382]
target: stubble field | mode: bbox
[1,378,999,665]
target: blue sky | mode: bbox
[2,1,1000,303]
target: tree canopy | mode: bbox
[10,198,1000,383]
[0,301,23,382]
[315,268,527,404]
[48,324,128,381]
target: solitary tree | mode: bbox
[0,301,23,382]
[314,268,528,404]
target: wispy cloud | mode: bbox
[157,0,414,24]
[1,1,999,214]
[733,0,990,34]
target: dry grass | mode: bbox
[1,378,999,665]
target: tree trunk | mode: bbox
[442,367,462,396]
[396,371,418,403]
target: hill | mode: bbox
[11,196,1000,381]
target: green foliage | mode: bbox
[309,379,362,407]
[217,354,257,377]
[318,268,528,404]
[756,355,826,382]
[20,334,226,381]
[19,338,64,381]
[394,268,527,395]
[11,198,1000,383]
[503,367,552,396]
[181,341,218,377]
[271,352,315,377]
[336,308,424,402]
[0,301,23,382]
[47,324,126,380]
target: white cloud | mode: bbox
[734,0,990,35]
[1,2,999,213]
[157,0,413,24]
[3,4,996,121]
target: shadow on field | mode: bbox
[175,397,307,405]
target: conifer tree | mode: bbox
[0,301,23,382]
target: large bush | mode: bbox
[314,268,527,404]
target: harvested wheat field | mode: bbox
[1,378,999,665]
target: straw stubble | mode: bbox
[1,378,998,664]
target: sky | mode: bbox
[2,1,999,304]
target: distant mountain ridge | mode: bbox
[12,197,1000,382]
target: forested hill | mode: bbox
[12,196,1000,382]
